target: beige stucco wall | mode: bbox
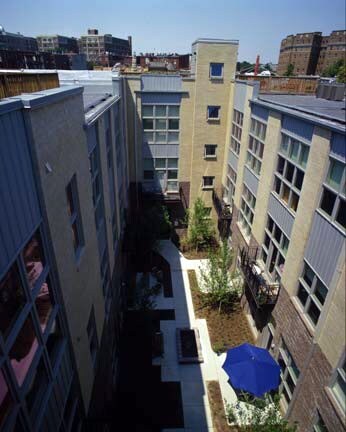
[28,92,105,411]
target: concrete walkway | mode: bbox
[153,240,216,432]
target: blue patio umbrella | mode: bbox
[222,343,280,397]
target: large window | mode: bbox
[66,175,84,257]
[142,104,180,144]
[319,157,345,229]
[224,165,237,206]
[87,306,99,370]
[313,412,329,432]
[204,144,217,158]
[274,134,310,213]
[230,109,243,155]
[277,340,300,411]
[143,158,179,192]
[202,176,214,188]
[261,216,290,282]
[238,185,256,238]
[296,262,328,326]
[246,118,267,176]
[330,357,346,414]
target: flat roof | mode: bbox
[257,94,346,131]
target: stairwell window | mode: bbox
[330,356,346,415]
[207,106,220,120]
[277,340,300,411]
[238,185,256,238]
[66,175,84,259]
[210,63,224,79]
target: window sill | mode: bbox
[271,192,297,218]
[210,77,224,82]
[290,296,315,337]
[245,164,261,179]
[324,386,346,425]
[204,155,217,160]
[207,118,220,123]
[202,186,214,190]
[237,222,251,246]
[315,208,346,236]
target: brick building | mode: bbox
[36,35,79,54]
[277,30,346,76]
[123,53,190,70]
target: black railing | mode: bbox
[240,246,280,307]
[212,188,232,220]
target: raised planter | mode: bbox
[176,327,204,364]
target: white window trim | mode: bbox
[209,62,224,79]
[204,144,217,159]
[207,106,221,121]
[202,176,215,189]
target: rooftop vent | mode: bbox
[316,83,345,101]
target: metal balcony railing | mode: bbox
[240,246,280,307]
[212,188,232,220]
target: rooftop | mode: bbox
[256,93,346,131]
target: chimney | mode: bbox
[128,36,132,55]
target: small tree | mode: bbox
[225,394,298,431]
[199,240,242,313]
[187,198,215,251]
[322,59,345,78]
[337,64,346,83]
[284,63,294,77]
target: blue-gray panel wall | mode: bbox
[142,144,179,158]
[251,104,269,121]
[282,115,313,141]
[0,109,41,276]
[331,132,346,160]
[228,150,238,172]
[141,93,182,104]
[243,166,259,196]
[141,75,182,92]
[267,193,294,238]
[304,212,345,287]
[234,83,247,113]
[87,125,97,154]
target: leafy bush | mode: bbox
[186,198,215,251]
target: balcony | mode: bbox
[240,246,280,308]
[212,187,232,220]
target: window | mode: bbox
[224,165,237,207]
[0,369,14,428]
[250,118,267,141]
[142,158,179,193]
[230,110,243,155]
[87,306,99,369]
[202,176,214,188]
[66,175,84,256]
[297,262,328,326]
[210,62,224,78]
[319,157,345,229]
[207,106,220,120]
[142,104,180,144]
[261,216,290,282]
[313,412,329,432]
[278,340,300,410]
[246,118,266,176]
[331,357,346,414]
[204,144,217,158]
[238,185,256,238]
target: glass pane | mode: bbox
[208,106,219,118]
[332,374,346,412]
[320,188,336,216]
[142,119,153,130]
[66,182,74,216]
[290,140,299,161]
[167,132,179,143]
[290,192,299,212]
[143,158,154,170]
[168,119,179,130]
[9,315,39,387]
[46,318,63,369]
[142,105,153,117]
[155,158,166,168]
[143,170,154,180]
[0,369,14,429]
[210,63,223,77]
[303,264,314,287]
[280,135,289,154]
[167,158,178,168]
[307,300,321,325]
[285,162,294,183]
[144,132,154,143]
[277,156,285,174]
[314,280,328,305]
[282,184,290,204]
[155,106,166,117]
[336,199,346,228]
[167,181,178,191]
[168,105,180,117]
[0,263,26,338]
[295,169,304,190]
[155,119,166,130]
[155,132,167,143]
[25,356,48,421]
[23,231,45,291]
[299,144,309,168]
[327,159,344,191]
[297,283,309,306]
[286,373,296,394]
[168,170,178,179]
[281,236,289,255]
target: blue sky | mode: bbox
[2,0,345,63]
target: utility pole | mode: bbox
[254,55,260,76]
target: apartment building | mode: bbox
[79,29,132,65]
[277,30,346,76]
[36,35,79,54]
[0,26,38,52]
[220,80,345,431]
[0,75,129,431]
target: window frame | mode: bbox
[207,105,220,121]
[277,340,300,412]
[202,176,215,189]
[238,184,256,238]
[210,62,224,79]
[142,104,180,144]
[329,353,346,416]
[204,144,217,159]
[66,175,84,259]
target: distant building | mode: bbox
[0,25,38,52]
[123,53,190,70]
[36,34,79,53]
[79,29,132,65]
[277,30,346,76]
